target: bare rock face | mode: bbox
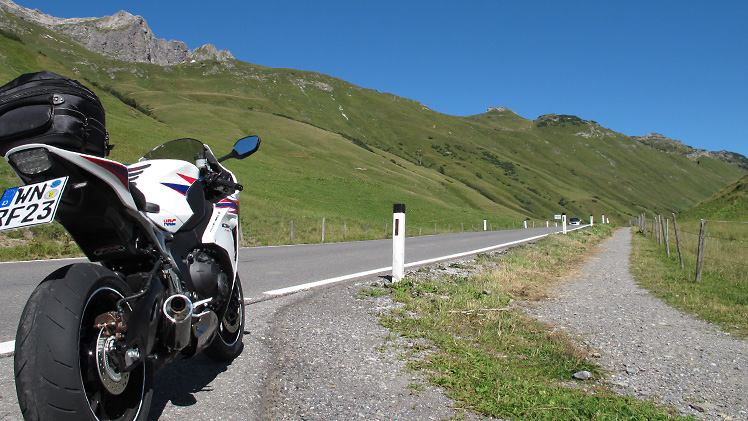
[60,10,190,66]
[486,107,512,113]
[0,0,233,66]
[633,133,748,169]
[187,44,235,63]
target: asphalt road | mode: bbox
[0,226,569,344]
[0,225,586,420]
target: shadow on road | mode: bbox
[147,338,246,421]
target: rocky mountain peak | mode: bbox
[0,0,233,66]
[632,133,748,169]
[188,44,235,62]
[486,107,515,113]
[632,133,689,152]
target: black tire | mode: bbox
[14,264,152,421]
[204,275,245,361]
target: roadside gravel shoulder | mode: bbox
[524,229,748,420]
[259,281,494,420]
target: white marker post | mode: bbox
[562,213,567,234]
[392,204,406,282]
[590,215,594,226]
[602,214,605,224]
[483,219,487,231]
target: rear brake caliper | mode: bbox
[93,311,132,395]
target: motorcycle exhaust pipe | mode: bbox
[163,294,193,351]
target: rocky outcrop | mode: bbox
[486,107,516,114]
[0,0,232,66]
[633,133,748,170]
[187,44,234,63]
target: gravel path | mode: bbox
[525,229,748,420]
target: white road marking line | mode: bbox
[0,256,87,265]
[0,340,14,357]
[263,232,552,296]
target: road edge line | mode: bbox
[263,232,552,296]
[0,340,14,358]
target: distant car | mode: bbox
[569,217,581,225]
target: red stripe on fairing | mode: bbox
[178,173,197,184]
[83,156,129,189]
[217,198,239,214]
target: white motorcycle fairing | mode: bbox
[3,143,164,261]
[203,202,240,275]
[127,159,201,233]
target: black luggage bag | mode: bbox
[0,71,110,157]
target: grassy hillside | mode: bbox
[679,174,748,221]
[1,10,746,250]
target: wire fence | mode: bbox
[632,213,748,282]
[242,217,565,247]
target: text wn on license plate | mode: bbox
[0,177,68,231]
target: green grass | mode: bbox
[680,174,748,221]
[0,225,81,261]
[631,222,748,337]
[374,226,689,420]
[629,174,748,336]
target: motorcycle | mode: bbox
[2,120,259,418]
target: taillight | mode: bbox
[8,148,53,175]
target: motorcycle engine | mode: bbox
[187,250,228,299]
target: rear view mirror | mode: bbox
[218,135,261,162]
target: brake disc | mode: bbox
[95,330,130,395]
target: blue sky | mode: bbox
[13,1,748,158]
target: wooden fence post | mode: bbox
[672,213,684,269]
[322,217,326,243]
[665,218,670,257]
[657,215,666,245]
[695,219,707,283]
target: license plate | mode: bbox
[0,177,68,231]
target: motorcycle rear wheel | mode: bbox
[14,264,152,421]
[204,275,245,361]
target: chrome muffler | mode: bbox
[162,294,193,351]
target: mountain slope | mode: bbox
[680,174,748,221]
[0,5,746,247]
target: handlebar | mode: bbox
[214,175,243,192]
[205,173,243,192]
